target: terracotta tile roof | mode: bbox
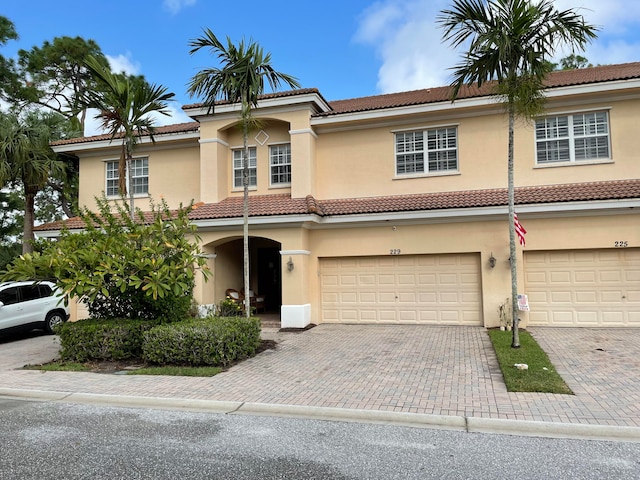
[34,180,640,232]
[318,179,640,215]
[318,62,640,117]
[50,122,200,146]
[188,194,316,219]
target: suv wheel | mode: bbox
[44,311,65,334]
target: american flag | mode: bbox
[514,213,527,247]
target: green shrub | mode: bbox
[142,316,261,367]
[57,318,159,362]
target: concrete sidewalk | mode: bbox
[1,325,639,442]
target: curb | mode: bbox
[467,417,640,443]
[1,387,639,443]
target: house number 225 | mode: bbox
[614,241,629,247]
[390,249,401,255]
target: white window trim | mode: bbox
[104,156,149,198]
[534,109,611,166]
[269,142,292,188]
[232,146,257,190]
[394,126,459,178]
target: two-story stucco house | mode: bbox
[44,62,640,329]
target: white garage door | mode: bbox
[320,254,482,325]
[525,249,640,326]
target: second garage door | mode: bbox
[320,254,482,325]
[525,249,640,326]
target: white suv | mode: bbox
[0,281,70,335]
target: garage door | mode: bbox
[525,249,640,326]
[320,254,482,324]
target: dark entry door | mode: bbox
[257,248,281,311]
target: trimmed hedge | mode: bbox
[57,318,160,362]
[142,316,261,367]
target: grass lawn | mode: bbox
[488,329,573,394]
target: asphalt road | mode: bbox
[0,398,639,479]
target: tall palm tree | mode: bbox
[439,0,597,347]
[82,55,175,216]
[0,111,66,253]
[188,29,300,317]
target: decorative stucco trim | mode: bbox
[199,138,229,147]
[289,128,318,139]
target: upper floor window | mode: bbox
[535,111,610,164]
[395,127,458,176]
[106,158,148,196]
[233,147,257,188]
[270,143,291,185]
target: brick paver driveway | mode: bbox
[1,325,639,427]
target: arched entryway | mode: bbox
[207,236,282,314]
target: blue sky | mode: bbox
[4,0,640,134]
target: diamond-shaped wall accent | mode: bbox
[255,130,269,145]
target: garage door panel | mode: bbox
[418,274,437,285]
[359,292,377,303]
[575,291,597,303]
[550,271,571,283]
[627,290,640,302]
[574,271,596,283]
[320,254,481,325]
[378,292,397,303]
[602,311,624,324]
[439,292,460,303]
[526,248,639,327]
[378,274,396,285]
[398,274,416,285]
[398,292,417,303]
[438,273,458,285]
[419,292,437,303]
[599,270,622,282]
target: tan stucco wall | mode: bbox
[313,98,639,200]
[78,142,200,211]
[188,212,638,327]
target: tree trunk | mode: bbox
[22,188,36,254]
[508,103,520,348]
[128,153,134,220]
[118,145,127,197]
[242,118,251,319]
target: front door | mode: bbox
[257,247,281,311]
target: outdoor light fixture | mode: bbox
[287,257,294,272]
[489,253,496,269]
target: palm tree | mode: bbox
[82,55,175,216]
[0,111,66,253]
[439,0,597,347]
[188,29,300,317]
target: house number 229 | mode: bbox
[390,249,401,255]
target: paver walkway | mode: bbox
[1,325,639,428]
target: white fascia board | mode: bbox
[193,214,318,230]
[544,78,640,99]
[184,92,331,118]
[51,131,200,154]
[307,198,640,228]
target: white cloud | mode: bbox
[355,0,640,94]
[163,0,197,15]
[106,54,141,76]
